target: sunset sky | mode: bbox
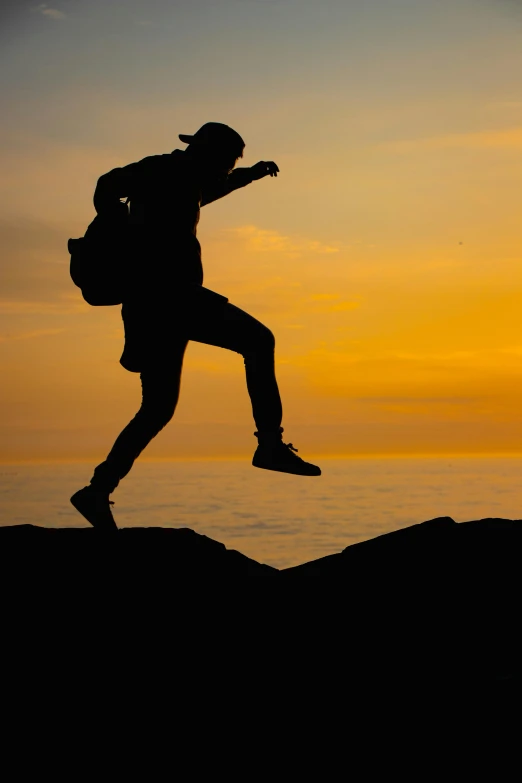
[1,0,522,461]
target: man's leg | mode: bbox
[71,342,187,529]
[188,301,320,476]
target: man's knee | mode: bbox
[139,370,182,432]
[137,395,178,433]
[252,323,275,354]
[242,325,276,370]
[263,325,276,352]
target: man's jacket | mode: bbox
[94,148,253,290]
[94,148,254,372]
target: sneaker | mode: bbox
[70,486,118,531]
[252,440,321,477]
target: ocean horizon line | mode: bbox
[3,451,522,466]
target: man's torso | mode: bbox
[127,149,204,288]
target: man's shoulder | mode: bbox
[131,149,181,169]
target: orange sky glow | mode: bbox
[1,0,522,461]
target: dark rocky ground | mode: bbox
[1,516,520,724]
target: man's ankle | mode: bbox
[88,481,113,496]
[254,426,284,445]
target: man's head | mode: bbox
[179,122,245,176]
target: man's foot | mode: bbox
[252,440,321,477]
[70,486,118,531]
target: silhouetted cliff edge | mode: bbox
[1,517,520,705]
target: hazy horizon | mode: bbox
[6,449,522,465]
[3,454,522,567]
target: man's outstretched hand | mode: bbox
[250,161,279,181]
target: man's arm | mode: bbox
[200,167,253,206]
[201,161,279,206]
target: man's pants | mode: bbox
[90,302,283,493]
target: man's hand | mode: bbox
[250,161,280,181]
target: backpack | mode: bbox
[68,198,132,306]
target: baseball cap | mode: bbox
[179,122,245,153]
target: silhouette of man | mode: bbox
[71,122,321,530]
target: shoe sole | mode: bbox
[252,460,321,477]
